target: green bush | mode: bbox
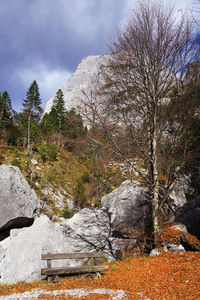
[48,143,57,161]
[74,181,88,208]
[62,206,75,219]
[39,140,48,162]
[81,171,92,183]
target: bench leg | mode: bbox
[47,275,59,283]
[52,275,59,283]
[47,276,52,283]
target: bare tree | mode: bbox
[80,0,198,238]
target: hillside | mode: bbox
[0,145,123,218]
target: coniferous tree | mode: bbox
[0,91,13,129]
[22,80,43,151]
[0,90,18,145]
[50,89,66,146]
[40,112,57,135]
[51,89,66,128]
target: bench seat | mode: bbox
[41,265,108,276]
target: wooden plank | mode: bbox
[42,252,106,260]
[41,265,108,275]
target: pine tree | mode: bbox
[0,91,18,145]
[22,80,43,151]
[50,89,66,146]
[51,89,66,128]
[0,91,13,129]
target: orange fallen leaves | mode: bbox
[0,251,200,299]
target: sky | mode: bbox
[0,0,194,112]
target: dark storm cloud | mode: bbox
[0,0,190,111]
[0,0,129,110]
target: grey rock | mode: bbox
[61,208,110,252]
[150,249,162,256]
[44,55,108,114]
[167,243,185,252]
[0,165,39,240]
[31,159,38,166]
[101,180,187,238]
[175,198,200,239]
[101,180,151,237]
[0,209,111,284]
[0,215,72,284]
[169,175,189,210]
[0,245,5,278]
[170,223,188,233]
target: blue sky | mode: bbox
[0,0,193,112]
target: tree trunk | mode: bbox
[27,114,31,153]
[148,94,160,236]
[151,104,160,245]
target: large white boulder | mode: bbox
[0,209,110,284]
[101,180,187,237]
[0,216,68,283]
[61,208,110,251]
[0,165,39,240]
[101,180,151,237]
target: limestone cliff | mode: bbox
[44,55,108,114]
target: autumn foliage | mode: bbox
[0,251,200,299]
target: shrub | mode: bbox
[39,140,48,162]
[62,206,75,219]
[74,181,88,208]
[48,143,58,161]
[81,171,92,183]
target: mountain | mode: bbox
[44,54,108,114]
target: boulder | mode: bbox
[0,210,111,284]
[167,243,185,252]
[175,199,200,239]
[150,249,162,256]
[101,180,151,237]
[101,180,187,238]
[0,165,39,241]
[171,224,188,233]
[0,215,71,283]
[0,245,5,277]
[61,208,110,252]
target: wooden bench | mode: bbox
[41,252,108,282]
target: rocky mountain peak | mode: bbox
[44,54,108,114]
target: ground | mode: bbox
[0,251,200,299]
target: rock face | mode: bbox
[175,199,200,239]
[101,180,187,238]
[101,180,151,237]
[0,165,39,241]
[61,208,110,252]
[44,55,107,114]
[0,210,110,284]
[0,216,68,283]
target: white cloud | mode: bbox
[12,62,71,107]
